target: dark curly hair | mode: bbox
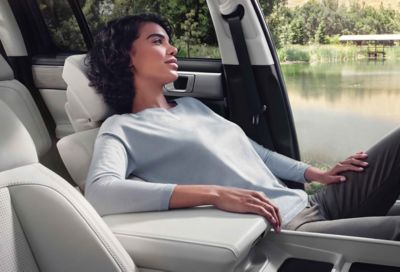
[86,14,173,114]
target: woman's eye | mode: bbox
[153,39,162,45]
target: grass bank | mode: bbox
[175,39,220,59]
[278,44,400,64]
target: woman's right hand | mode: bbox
[212,186,282,232]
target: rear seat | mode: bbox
[0,54,51,156]
[57,54,109,190]
[0,54,72,182]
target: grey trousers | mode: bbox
[285,127,400,240]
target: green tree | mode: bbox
[259,0,287,16]
[265,4,293,48]
[315,21,327,44]
[38,0,86,51]
[180,9,201,57]
[289,18,306,44]
[322,0,339,11]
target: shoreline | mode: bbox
[278,44,400,64]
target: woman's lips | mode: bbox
[165,59,178,70]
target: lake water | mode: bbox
[281,61,400,167]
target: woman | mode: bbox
[86,14,400,240]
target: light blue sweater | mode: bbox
[86,97,309,224]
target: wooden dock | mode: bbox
[340,34,400,60]
[367,43,385,59]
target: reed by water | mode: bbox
[278,44,400,63]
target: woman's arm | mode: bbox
[249,139,368,185]
[249,139,310,183]
[86,134,176,216]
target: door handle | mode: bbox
[164,74,195,93]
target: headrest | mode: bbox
[0,55,14,81]
[0,100,38,172]
[62,54,112,132]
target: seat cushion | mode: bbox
[57,128,99,190]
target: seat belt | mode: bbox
[223,5,274,148]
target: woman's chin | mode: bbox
[161,71,179,85]
[169,73,179,82]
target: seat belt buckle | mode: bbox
[252,105,267,125]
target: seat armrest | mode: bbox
[103,206,269,272]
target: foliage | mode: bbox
[37,0,219,57]
[265,4,293,48]
[267,0,400,48]
[325,34,341,44]
[276,44,400,63]
[305,182,324,195]
[315,21,327,44]
[278,46,311,62]
[37,0,86,51]
[181,9,201,58]
[37,0,400,57]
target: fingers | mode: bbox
[249,192,281,231]
[251,191,279,213]
[327,151,369,177]
[333,155,368,174]
[214,188,282,232]
[325,175,347,184]
[347,152,368,161]
[247,203,281,232]
[340,158,368,168]
[327,152,369,183]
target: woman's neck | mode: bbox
[131,90,171,113]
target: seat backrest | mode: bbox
[0,54,51,157]
[59,54,112,189]
[62,54,113,132]
[0,100,137,272]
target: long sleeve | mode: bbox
[85,133,176,216]
[249,139,310,183]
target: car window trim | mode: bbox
[67,0,93,49]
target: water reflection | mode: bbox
[282,61,400,166]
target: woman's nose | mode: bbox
[169,45,178,56]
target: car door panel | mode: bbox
[32,62,71,137]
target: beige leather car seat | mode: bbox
[0,54,51,157]
[57,54,110,190]
[0,100,137,272]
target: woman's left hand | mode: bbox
[305,151,369,185]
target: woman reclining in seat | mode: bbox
[85,13,400,240]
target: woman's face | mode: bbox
[130,22,178,87]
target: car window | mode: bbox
[264,1,400,179]
[37,0,220,59]
[81,0,220,59]
[36,0,87,52]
